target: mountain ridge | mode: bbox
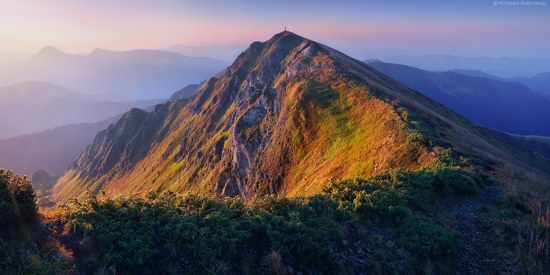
[53,31,550,202]
[366,60,550,136]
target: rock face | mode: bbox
[53,31,549,201]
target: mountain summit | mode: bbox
[33,46,68,59]
[53,32,550,201]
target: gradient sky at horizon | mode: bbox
[1,0,549,59]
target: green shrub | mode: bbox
[324,168,484,218]
[0,169,37,230]
[324,167,483,269]
[0,169,68,274]
[0,175,16,228]
[54,165,489,273]
[397,107,436,145]
[324,178,412,223]
[428,167,481,195]
[249,196,350,266]
[59,192,352,273]
[397,218,457,260]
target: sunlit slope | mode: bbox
[53,31,550,202]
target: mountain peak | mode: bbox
[54,31,438,199]
[364,59,383,64]
[241,31,312,57]
[270,30,305,40]
[34,46,67,58]
[89,48,110,55]
[267,31,312,48]
[231,31,329,82]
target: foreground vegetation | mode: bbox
[2,166,547,274]
[49,165,488,274]
[0,169,70,274]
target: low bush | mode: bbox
[0,169,70,275]
[324,167,485,269]
[324,167,485,218]
[0,169,37,230]
[397,218,457,260]
[52,166,487,273]
[57,192,352,273]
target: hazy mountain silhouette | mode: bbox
[449,69,550,95]
[513,72,550,95]
[381,54,550,78]
[0,116,118,176]
[0,46,228,100]
[366,61,550,136]
[166,44,245,62]
[0,82,163,139]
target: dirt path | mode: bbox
[444,185,518,274]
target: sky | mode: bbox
[0,0,549,60]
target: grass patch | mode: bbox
[397,107,436,145]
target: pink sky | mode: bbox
[1,0,548,59]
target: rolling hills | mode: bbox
[513,72,550,95]
[52,31,550,204]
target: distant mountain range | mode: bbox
[366,60,550,136]
[0,117,117,176]
[0,46,228,100]
[52,32,550,203]
[380,54,550,78]
[447,69,506,81]
[0,82,163,139]
[448,69,550,95]
[0,85,183,176]
[166,44,245,62]
[512,72,550,95]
